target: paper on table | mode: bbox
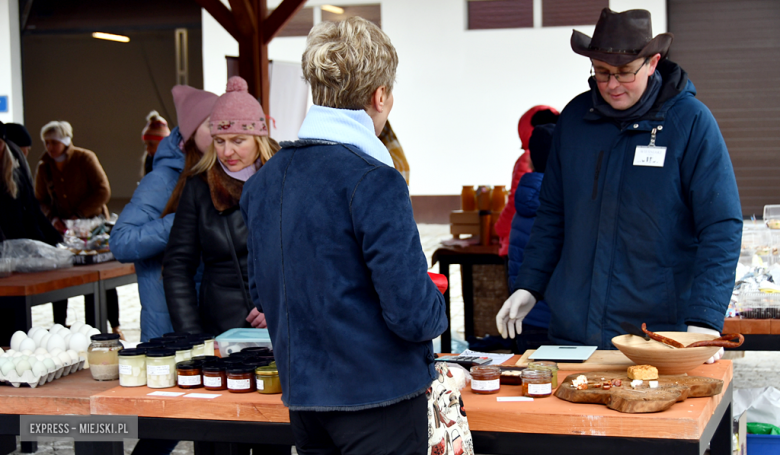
[147,391,185,397]
[460,349,514,366]
[185,393,221,399]
[497,397,534,402]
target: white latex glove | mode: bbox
[496,290,537,339]
[687,325,724,364]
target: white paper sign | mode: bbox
[633,146,667,167]
[147,391,184,397]
[496,397,534,402]
[185,393,222,399]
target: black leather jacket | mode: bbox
[162,169,253,335]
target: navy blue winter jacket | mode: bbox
[515,60,742,349]
[507,171,550,329]
[240,140,448,411]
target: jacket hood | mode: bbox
[645,59,692,120]
[518,105,559,150]
[515,172,543,218]
[151,126,185,173]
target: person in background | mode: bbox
[379,120,410,185]
[111,86,218,342]
[494,106,559,258]
[163,76,279,337]
[140,110,170,177]
[5,123,32,158]
[0,121,62,245]
[506,123,556,353]
[241,17,447,455]
[33,121,121,336]
[497,9,741,362]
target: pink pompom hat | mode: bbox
[209,76,268,137]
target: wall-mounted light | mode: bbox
[321,5,344,14]
[92,32,130,43]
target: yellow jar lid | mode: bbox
[255,366,278,376]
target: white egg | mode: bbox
[46,334,66,352]
[21,350,33,356]
[10,331,28,351]
[64,333,72,348]
[1,361,15,375]
[19,338,37,352]
[70,322,85,333]
[66,350,79,362]
[39,334,52,351]
[49,348,63,356]
[86,328,101,338]
[78,324,93,335]
[69,333,89,353]
[32,361,48,377]
[15,360,31,376]
[12,356,26,365]
[27,326,41,337]
[34,347,48,355]
[0,358,8,367]
[51,356,63,369]
[12,352,23,358]
[43,358,56,372]
[0,347,3,355]
[35,354,47,362]
[32,329,48,347]
[57,352,72,366]
[43,353,52,359]
[50,324,65,333]
[3,349,14,355]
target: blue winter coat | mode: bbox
[507,172,550,329]
[515,60,742,349]
[110,127,186,341]
[240,140,448,411]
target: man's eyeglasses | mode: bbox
[591,57,650,83]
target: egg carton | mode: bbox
[0,357,86,387]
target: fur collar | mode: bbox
[207,163,244,212]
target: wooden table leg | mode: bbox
[0,435,15,455]
[439,261,451,353]
[462,263,475,340]
[18,441,36,454]
[74,441,124,455]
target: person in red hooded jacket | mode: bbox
[494,105,560,257]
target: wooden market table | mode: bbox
[84,355,734,455]
[431,244,504,350]
[0,261,136,344]
[722,317,780,350]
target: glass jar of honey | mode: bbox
[528,361,558,388]
[176,361,203,389]
[255,366,282,394]
[522,368,553,398]
[202,362,227,391]
[227,366,257,393]
[470,365,500,394]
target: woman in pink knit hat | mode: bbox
[162,76,281,339]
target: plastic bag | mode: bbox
[748,422,780,435]
[733,387,780,428]
[0,239,74,273]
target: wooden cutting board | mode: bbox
[516,349,634,370]
[554,371,723,413]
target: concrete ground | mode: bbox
[13,224,780,454]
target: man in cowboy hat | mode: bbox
[497,8,742,361]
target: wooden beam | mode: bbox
[262,0,306,43]
[257,0,270,116]
[228,0,256,39]
[195,0,241,42]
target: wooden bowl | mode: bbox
[611,332,721,375]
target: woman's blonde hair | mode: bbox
[191,135,280,176]
[40,121,73,142]
[1,142,19,199]
[302,16,398,109]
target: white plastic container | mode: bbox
[215,329,272,357]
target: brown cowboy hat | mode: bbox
[571,8,673,67]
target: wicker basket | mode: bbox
[469,264,510,337]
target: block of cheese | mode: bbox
[627,365,658,380]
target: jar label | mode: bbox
[472,379,500,391]
[178,375,201,386]
[228,378,250,390]
[257,379,264,391]
[119,364,133,375]
[528,383,552,395]
[204,376,222,387]
[148,365,170,375]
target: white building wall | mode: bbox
[0,0,23,123]
[203,0,666,195]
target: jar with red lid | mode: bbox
[227,366,256,393]
[470,365,500,394]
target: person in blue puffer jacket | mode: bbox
[507,123,555,354]
[110,86,217,342]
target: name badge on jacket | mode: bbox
[633,145,666,167]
